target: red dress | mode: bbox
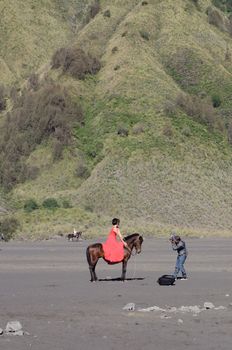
[102,227,124,263]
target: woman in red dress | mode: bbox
[102,218,129,263]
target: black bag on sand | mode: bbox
[157,274,175,286]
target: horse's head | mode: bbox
[134,234,143,254]
[125,233,143,254]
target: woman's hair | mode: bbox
[112,218,120,225]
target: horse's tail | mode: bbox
[86,246,92,266]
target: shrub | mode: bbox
[188,0,201,11]
[75,163,90,179]
[227,121,232,145]
[191,0,200,7]
[215,118,225,133]
[0,83,83,189]
[84,204,94,212]
[52,140,64,161]
[131,123,145,135]
[51,47,67,69]
[0,159,27,190]
[212,0,232,13]
[8,84,83,145]
[51,47,101,80]
[163,100,177,116]
[28,73,39,91]
[139,30,150,41]
[182,126,192,137]
[176,93,219,130]
[114,65,120,71]
[24,199,39,213]
[62,199,72,208]
[87,141,103,159]
[117,125,129,136]
[26,166,40,180]
[0,85,7,111]
[42,198,60,210]
[89,1,100,19]
[166,48,202,90]
[141,1,148,5]
[112,46,118,54]
[163,123,173,138]
[103,9,111,17]
[10,86,19,103]
[225,45,231,61]
[211,94,222,108]
[0,217,20,241]
[207,7,226,31]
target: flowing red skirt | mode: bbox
[102,229,124,263]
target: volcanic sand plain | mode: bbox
[0,236,232,350]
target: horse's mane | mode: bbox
[124,233,140,241]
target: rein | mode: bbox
[130,247,137,256]
[125,237,138,278]
[124,234,140,256]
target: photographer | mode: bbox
[170,233,188,280]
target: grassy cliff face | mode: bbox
[0,0,92,85]
[2,0,232,238]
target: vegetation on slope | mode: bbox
[0,0,97,85]
[1,0,232,239]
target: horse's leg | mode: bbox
[87,247,98,282]
[92,259,99,282]
[89,266,95,282]
[86,244,104,282]
[121,259,128,281]
[88,260,99,282]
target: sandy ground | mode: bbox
[0,236,232,350]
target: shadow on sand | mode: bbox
[98,277,145,282]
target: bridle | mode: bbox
[128,235,142,256]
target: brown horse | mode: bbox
[86,233,143,282]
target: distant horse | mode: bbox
[67,229,82,241]
[86,233,143,282]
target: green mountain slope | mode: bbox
[0,0,93,85]
[1,0,232,239]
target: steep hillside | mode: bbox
[0,0,94,85]
[1,0,232,239]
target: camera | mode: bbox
[169,233,178,243]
